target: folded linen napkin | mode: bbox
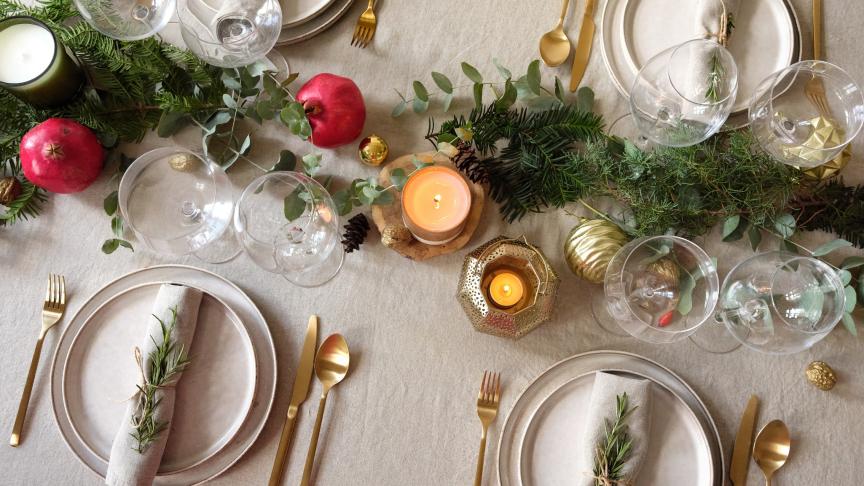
[575,372,653,486]
[106,284,203,486]
[683,0,741,102]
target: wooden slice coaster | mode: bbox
[370,151,486,261]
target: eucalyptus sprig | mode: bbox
[593,393,636,486]
[393,59,568,116]
[101,153,135,254]
[130,307,191,453]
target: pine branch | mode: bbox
[795,179,864,247]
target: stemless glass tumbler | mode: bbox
[748,60,864,168]
[716,251,845,354]
[594,235,720,343]
[177,0,282,68]
[234,172,344,288]
[118,147,240,262]
[630,39,738,147]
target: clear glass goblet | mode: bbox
[748,60,864,168]
[234,171,344,287]
[630,39,738,147]
[74,0,174,40]
[715,251,845,354]
[595,235,720,344]
[118,147,240,263]
[177,0,282,68]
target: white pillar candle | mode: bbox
[0,23,56,84]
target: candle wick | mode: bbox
[433,194,442,209]
[502,284,511,296]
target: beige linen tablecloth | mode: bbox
[3,0,864,484]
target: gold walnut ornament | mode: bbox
[805,361,837,391]
[563,218,629,284]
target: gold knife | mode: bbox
[268,315,319,486]
[730,395,760,486]
[569,0,596,91]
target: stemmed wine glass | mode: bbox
[234,171,344,287]
[74,0,174,40]
[630,39,738,147]
[592,235,720,343]
[177,0,282,68]
[118,147,240,263]
[748,60,864,168]
[692,251,845,355]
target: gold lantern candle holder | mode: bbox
[457,236,560,338]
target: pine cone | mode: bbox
[0,176,22,205]
[341,213,371,253]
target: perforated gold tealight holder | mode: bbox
[457,236,560,338]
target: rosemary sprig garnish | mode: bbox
[593,393,637,486]
[129,307,191,453]
[705,50,725,103]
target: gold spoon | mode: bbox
[753,420,791,486]
[539,0,572,67]
[300,334,350,486]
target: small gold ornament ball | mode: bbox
[563,218,629,284]
[381,224,413,248]
[169,154,198,172]
[0,176,22,205]
[358,134,389,166]
[806,361,837,391]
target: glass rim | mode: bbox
[0,16,59,88]
[612,234,720,334]
[762,60,864,147]
[767,254,845,334]
[666,39,739,107]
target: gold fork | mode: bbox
[475,371,501,486]
[10,274,66,447]
[350,0,377,48]
[804,0,831,118]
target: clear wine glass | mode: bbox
[748,60,864,168]
[177,0,282,68]
[594,235,719,344]
[713,251,845,354]
[118,147,240,263]
[630,39,738,147]
[75,0,174,40]
[234,171,344,287]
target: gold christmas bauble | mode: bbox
[801,146,851,182]
[169,154,198,172]
[806,360,837,391]
[563,218,629,284]
[359,134,389,166]
[0,176,22,205]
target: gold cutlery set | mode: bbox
[474,371,502,486]
[730,395,791,486]
[269,316,351,486]
[10,274,66,447]
[539,0,596,91]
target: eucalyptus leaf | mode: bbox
[413,80,429,102]
[721,215,741,239]
[220,72,242,91]
[526,59,543,95]
[271,150,296,172]
[774,213,796,238]
[812,238,853,257]
[239,134,252,155]
[283,187,307,221]
[103,191,118,216]
[442,92,454,112]
[492,58,512,80]
[412,97,429,114]
[247,61,267,77]
[111,215,123,237]
[841,256,864,269]
[461,62,483,83]
[222,93,237,109]
[373,190,394,205]
[747,225,762,251]
[390,168,408,190]
[391,100,407,117]
[473,83,483,110]
[576,86,595,112]
[845,285,857,313]
[302,153,322,176]
[332,189,353,216]
[554,77,565,103]
[842,312,858,336]
[101,239,119,254]
[839,269,853,287]
[281,72,300,86]
[780,239,799,254]
[431,72,453,93]
[676,269,696,315]
[495,79,517,112]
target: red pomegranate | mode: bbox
[20,118,104,194]
[297,73,366,148]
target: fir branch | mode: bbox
[130,307,191,453]
[593,393,637,486]
[795,179,864,247]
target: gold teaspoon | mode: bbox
[753,420,791,486]
[300,334,350,486]
[539,0,572,67]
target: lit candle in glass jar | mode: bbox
[401,165,471,245]
[0,17,84,107]
[487,270,526,309]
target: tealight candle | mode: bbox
[401,165,471,245]
[488,271,526,309]
[0,17,84,107]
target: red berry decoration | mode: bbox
[297,73,366,148]
[658,310,675,327]
[20,118,104,194]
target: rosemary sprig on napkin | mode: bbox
[593,393,637,486]
[130,307,191,453]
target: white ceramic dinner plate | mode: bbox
[498,351,724,486]
[282,0,337,28]
[277,0,354,45]
[51,266,277,486]
[601,0,801,115]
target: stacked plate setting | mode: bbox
[278,0,355,45]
